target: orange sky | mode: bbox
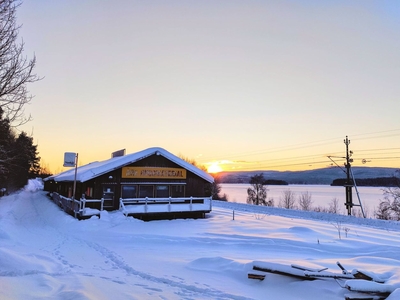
[17,1,400,174]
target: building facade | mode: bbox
[44,148,214,218]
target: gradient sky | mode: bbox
[17,0,400,174]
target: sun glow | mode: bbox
[207,162,223,174]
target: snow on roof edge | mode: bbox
[45,147,214,183]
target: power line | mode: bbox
[201,128,400,162]
[199,129,400,170]
[354,147,400,152]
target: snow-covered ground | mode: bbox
[1,180,400,300]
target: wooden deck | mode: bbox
[50,193,212,219]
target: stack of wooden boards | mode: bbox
[248,261,393,300]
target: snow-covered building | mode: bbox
[44,147,214,219]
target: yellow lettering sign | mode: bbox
[122,167,187,179]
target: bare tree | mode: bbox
[298,191,313,211]
[0,0,40,127]
[279,189,296,209]
[375,198,392,220]
[374,183,400,220]
[344,227,350,238]
[332,221,342,240]
[266,197,274,207]
[391,198,400,221]
[210,177,225,200]
[328,197,340,214]
[247,173,268,205]
[313,206,328,213]
[383,186,400,220]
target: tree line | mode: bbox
[331,177,400,187]
[0,0,43,193]
[0,108,41,192]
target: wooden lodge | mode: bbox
[44,147,214,220]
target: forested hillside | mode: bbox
[216,167,400,185]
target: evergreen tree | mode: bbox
[0,108,40,191]
[8,131,40,189]
[0,107,14,185]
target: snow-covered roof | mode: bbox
[45,147,214,183]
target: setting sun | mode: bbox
[207,162,223,174]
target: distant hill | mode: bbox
[216,167,400,185]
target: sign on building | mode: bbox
[122,167,187,179]
[63,152,77,167]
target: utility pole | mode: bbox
[344,136,353,215]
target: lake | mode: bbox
[220,183,389,217]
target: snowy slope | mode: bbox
[0,180,399,300]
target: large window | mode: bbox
[139,185,154,198]
[155,185,169,198]
[121,185,137,198]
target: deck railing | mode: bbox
[51,193,212,218]
[51,192,104,218]
[119,196,212,216]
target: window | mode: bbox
[121,185,137,198]
[171,185,185,197]
[85,187,93,198]
[103,186,115,193]
[68,187,72,198]
[139,185,154,198]
[155,185,169,198]
[102,186,115,201]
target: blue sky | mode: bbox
[17,0,400,173]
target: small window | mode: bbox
[103,186,115,193]
[155,185,169,198]
[85,187,93,198]
[139,185,154,198]
[121,185,137,198]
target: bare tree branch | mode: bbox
[0,0,40,127]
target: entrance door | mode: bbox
[102,186,115,209]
